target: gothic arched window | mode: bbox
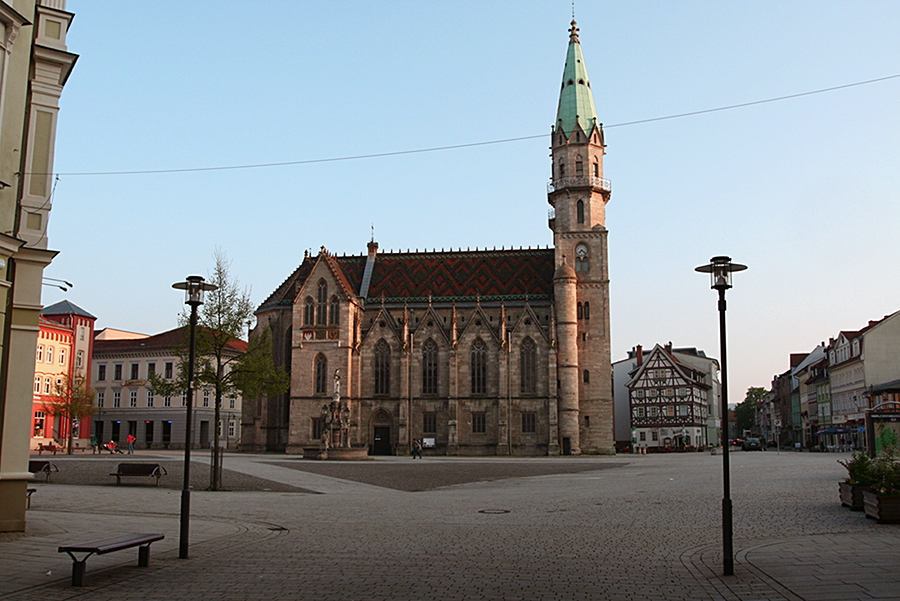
[577,200,585,224]
[577,302,583,319]
[558,160,566,178]
[575,155,583,177]
[422,339,438,395]
[471,338,487,395]
[592,159,599,178]
[374,339,390,395]
[316,280,328,325]
[329,296,339,325]
[304,298,315,325]
[583,369,591,384]
[521,337,537,394]
[583,302,591,320]
[314,354,327,394]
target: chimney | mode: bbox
[368,240,379,256]
[636,345,643,366]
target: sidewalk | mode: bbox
[2,451,898,600]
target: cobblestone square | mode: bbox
[2,450,898,601]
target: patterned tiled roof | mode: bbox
[365,249,554,303]
[258,248,555,311]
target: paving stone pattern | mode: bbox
[2,450,898,601]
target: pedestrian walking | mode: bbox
[411,438,422,459]
[126,433,136,454]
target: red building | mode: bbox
[31,301,96,450]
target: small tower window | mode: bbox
[592,160,599,178]
[575,155,583,177]
[471,338,487,395]
[375,339,390,395]
[329,296,339,325]
[316,280,328,325]
[422,339,438,395]
[576,200,585,224]
[521,337,537,394]
[314,354,327,394]
[577,302,583,319]
[583,302,591,320]
[304,298,315,325]
[558,160,566,178]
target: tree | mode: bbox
[150,250,289,489]
[734,386,767,436]
[42,375,95,454]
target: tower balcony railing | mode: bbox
[547,176,612,194]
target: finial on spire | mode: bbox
[569,19,579,43]
[370,224,375,243]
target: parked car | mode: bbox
[742,438,763,451]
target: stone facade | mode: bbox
[242,21,614,456]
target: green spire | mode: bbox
[555,20,599,138]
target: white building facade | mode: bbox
[92,327,244,449]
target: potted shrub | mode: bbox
[838,450,875,510]
[863,445,900,523]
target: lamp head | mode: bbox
[695,256,747,291]
[172,275,218,306]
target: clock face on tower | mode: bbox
[575,243,588,258]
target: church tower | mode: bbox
[549,20,614,454]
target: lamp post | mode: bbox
[695,255,746,577]
[172,275,217,560]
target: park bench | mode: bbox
[109,463,167,486]
[28,460,59,482]
[36,442,59,455]
[58,533,165,586]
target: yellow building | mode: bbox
[0,0,77,532]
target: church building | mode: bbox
[242,21,614,456]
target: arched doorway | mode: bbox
[371,409,392,455]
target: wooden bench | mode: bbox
[58,533,165,586]
[36,442,60,455]
[109,463,167,486]
[29,460,59,482]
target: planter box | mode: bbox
[839,481,869,511]
[863,490,900,523]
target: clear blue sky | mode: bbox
[45,1,900,404]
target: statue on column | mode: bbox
[320,369,351,450]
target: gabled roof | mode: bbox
[626,344,711,390]
[93,326,247,356]
[41,300,96,319]
[259,247,555,312]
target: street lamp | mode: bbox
[172,275,217,560]
[695,255,746,577]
